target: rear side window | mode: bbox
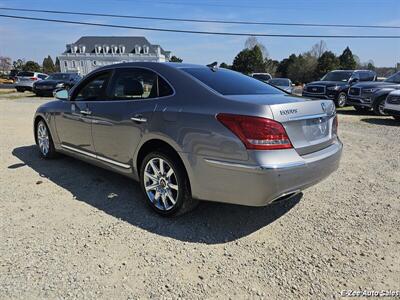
[17,72,34,77]
[359,72,374,81]
[38,74,47,80]
[182,68,282,95]
[158,76,174,97]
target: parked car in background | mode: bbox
[347,71,400,115]
[302,70,377,108]
[33,62,342,216]
[15,71,48,92]
[268,78,294,93]
[33,73,82,97]
[0,76,14,84]
[9,69,19,82]
[383,90,400,121]
[250,72,272,82]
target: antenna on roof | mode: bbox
[207,61,218,71]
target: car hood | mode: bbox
[35,80,65,86]
[352,81,399,89]
[307,81,348,87]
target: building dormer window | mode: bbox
[119,45,125,54]
[73,45,78,53]
[103,45,110,54]
[134,45,141,54]
[111,45,117,54]
[78,45,86,54]
[95,45,102,54]
[143,46,149,54]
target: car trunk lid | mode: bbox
[269,99,337,155]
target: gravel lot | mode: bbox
[0,95,399,299]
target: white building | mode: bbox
[58,36,171,75]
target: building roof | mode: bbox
[64,36,169,55]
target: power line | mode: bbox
[0,14,399,39]
[0,7,398,29]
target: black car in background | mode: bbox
[33,73,81,97]
[347,71,400,115]
[302,70,376,108]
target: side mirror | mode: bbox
[54,89,69,100]
[350,78,359,85]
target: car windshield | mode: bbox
[321,71,353,82]
[268,79,290,86]
[384,72,400,84]
[252,74,271,81]
[47,73,72,80]
[181,68,282,95]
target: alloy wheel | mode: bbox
[143,157,179,211]
[37,122,50,156]
[337,93,347,107]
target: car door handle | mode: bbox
[80,109,92,116]
[130,115,147,123]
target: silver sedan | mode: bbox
[33,62,342,216]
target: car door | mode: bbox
[88,67,169,167]
[54,71,112,155]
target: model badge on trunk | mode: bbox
[280,109,298,115]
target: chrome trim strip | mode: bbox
[61,144,131,169]
[204,158,306,171]
[289,113,327,121]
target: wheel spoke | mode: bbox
[154,190,161,201]
[166,168,174,178]
[145,183,159,191]
[159,158,165,175]
[144,171,158,182]
[149,160,159,175]
[168,183,178,190]
[166,190,176,205]
[161,193,168,209]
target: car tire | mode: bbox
[372,98,387,116]
[35,120,57,159]
[335,92,347,108]
[140,151,197,216]
[354,106,371,113]
[16,87,24,93]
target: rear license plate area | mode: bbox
[303,117,330,141]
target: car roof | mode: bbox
[95,62,208,72]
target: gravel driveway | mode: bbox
[0,97,399,299]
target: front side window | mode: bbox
[182,68,282,95]
[110,68,159,100]
[268,79,290,86]
[74,72,111,101]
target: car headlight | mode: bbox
[327,85,340,91]
[55,83,65,89]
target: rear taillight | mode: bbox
[333,115,338,136]
[216,113,292,150]
[30,77,38,81]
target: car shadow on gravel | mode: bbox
[12,145,302,244]
[360,118,400,127]
[336,108,375,116]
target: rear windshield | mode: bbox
[17,72,34,77]
[181,68,282,95]
[268,79,290,86]
[385,72,400,84]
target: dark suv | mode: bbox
[302,70,376,108]
[347,71,400,115]
[33,72,81,97]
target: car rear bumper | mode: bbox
[15,82,34,89]
[186,139,343,206]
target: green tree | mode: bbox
[170,55,183,63]
[287,53,318,84]
[22,61,41,72]
[276,54,297,78]
[219,62,230,69]
[42,55,56,74]
[232,45,266,74]
[55,57,61,72]
[13,59,25,71]
[316,51,340,78]
[339,47,357,70]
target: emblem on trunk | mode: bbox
[280,109,298,115]
[321,103,327,112]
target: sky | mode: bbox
[0,0,399,67]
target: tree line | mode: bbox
[219,38,378,84]
[0,55,60,74]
